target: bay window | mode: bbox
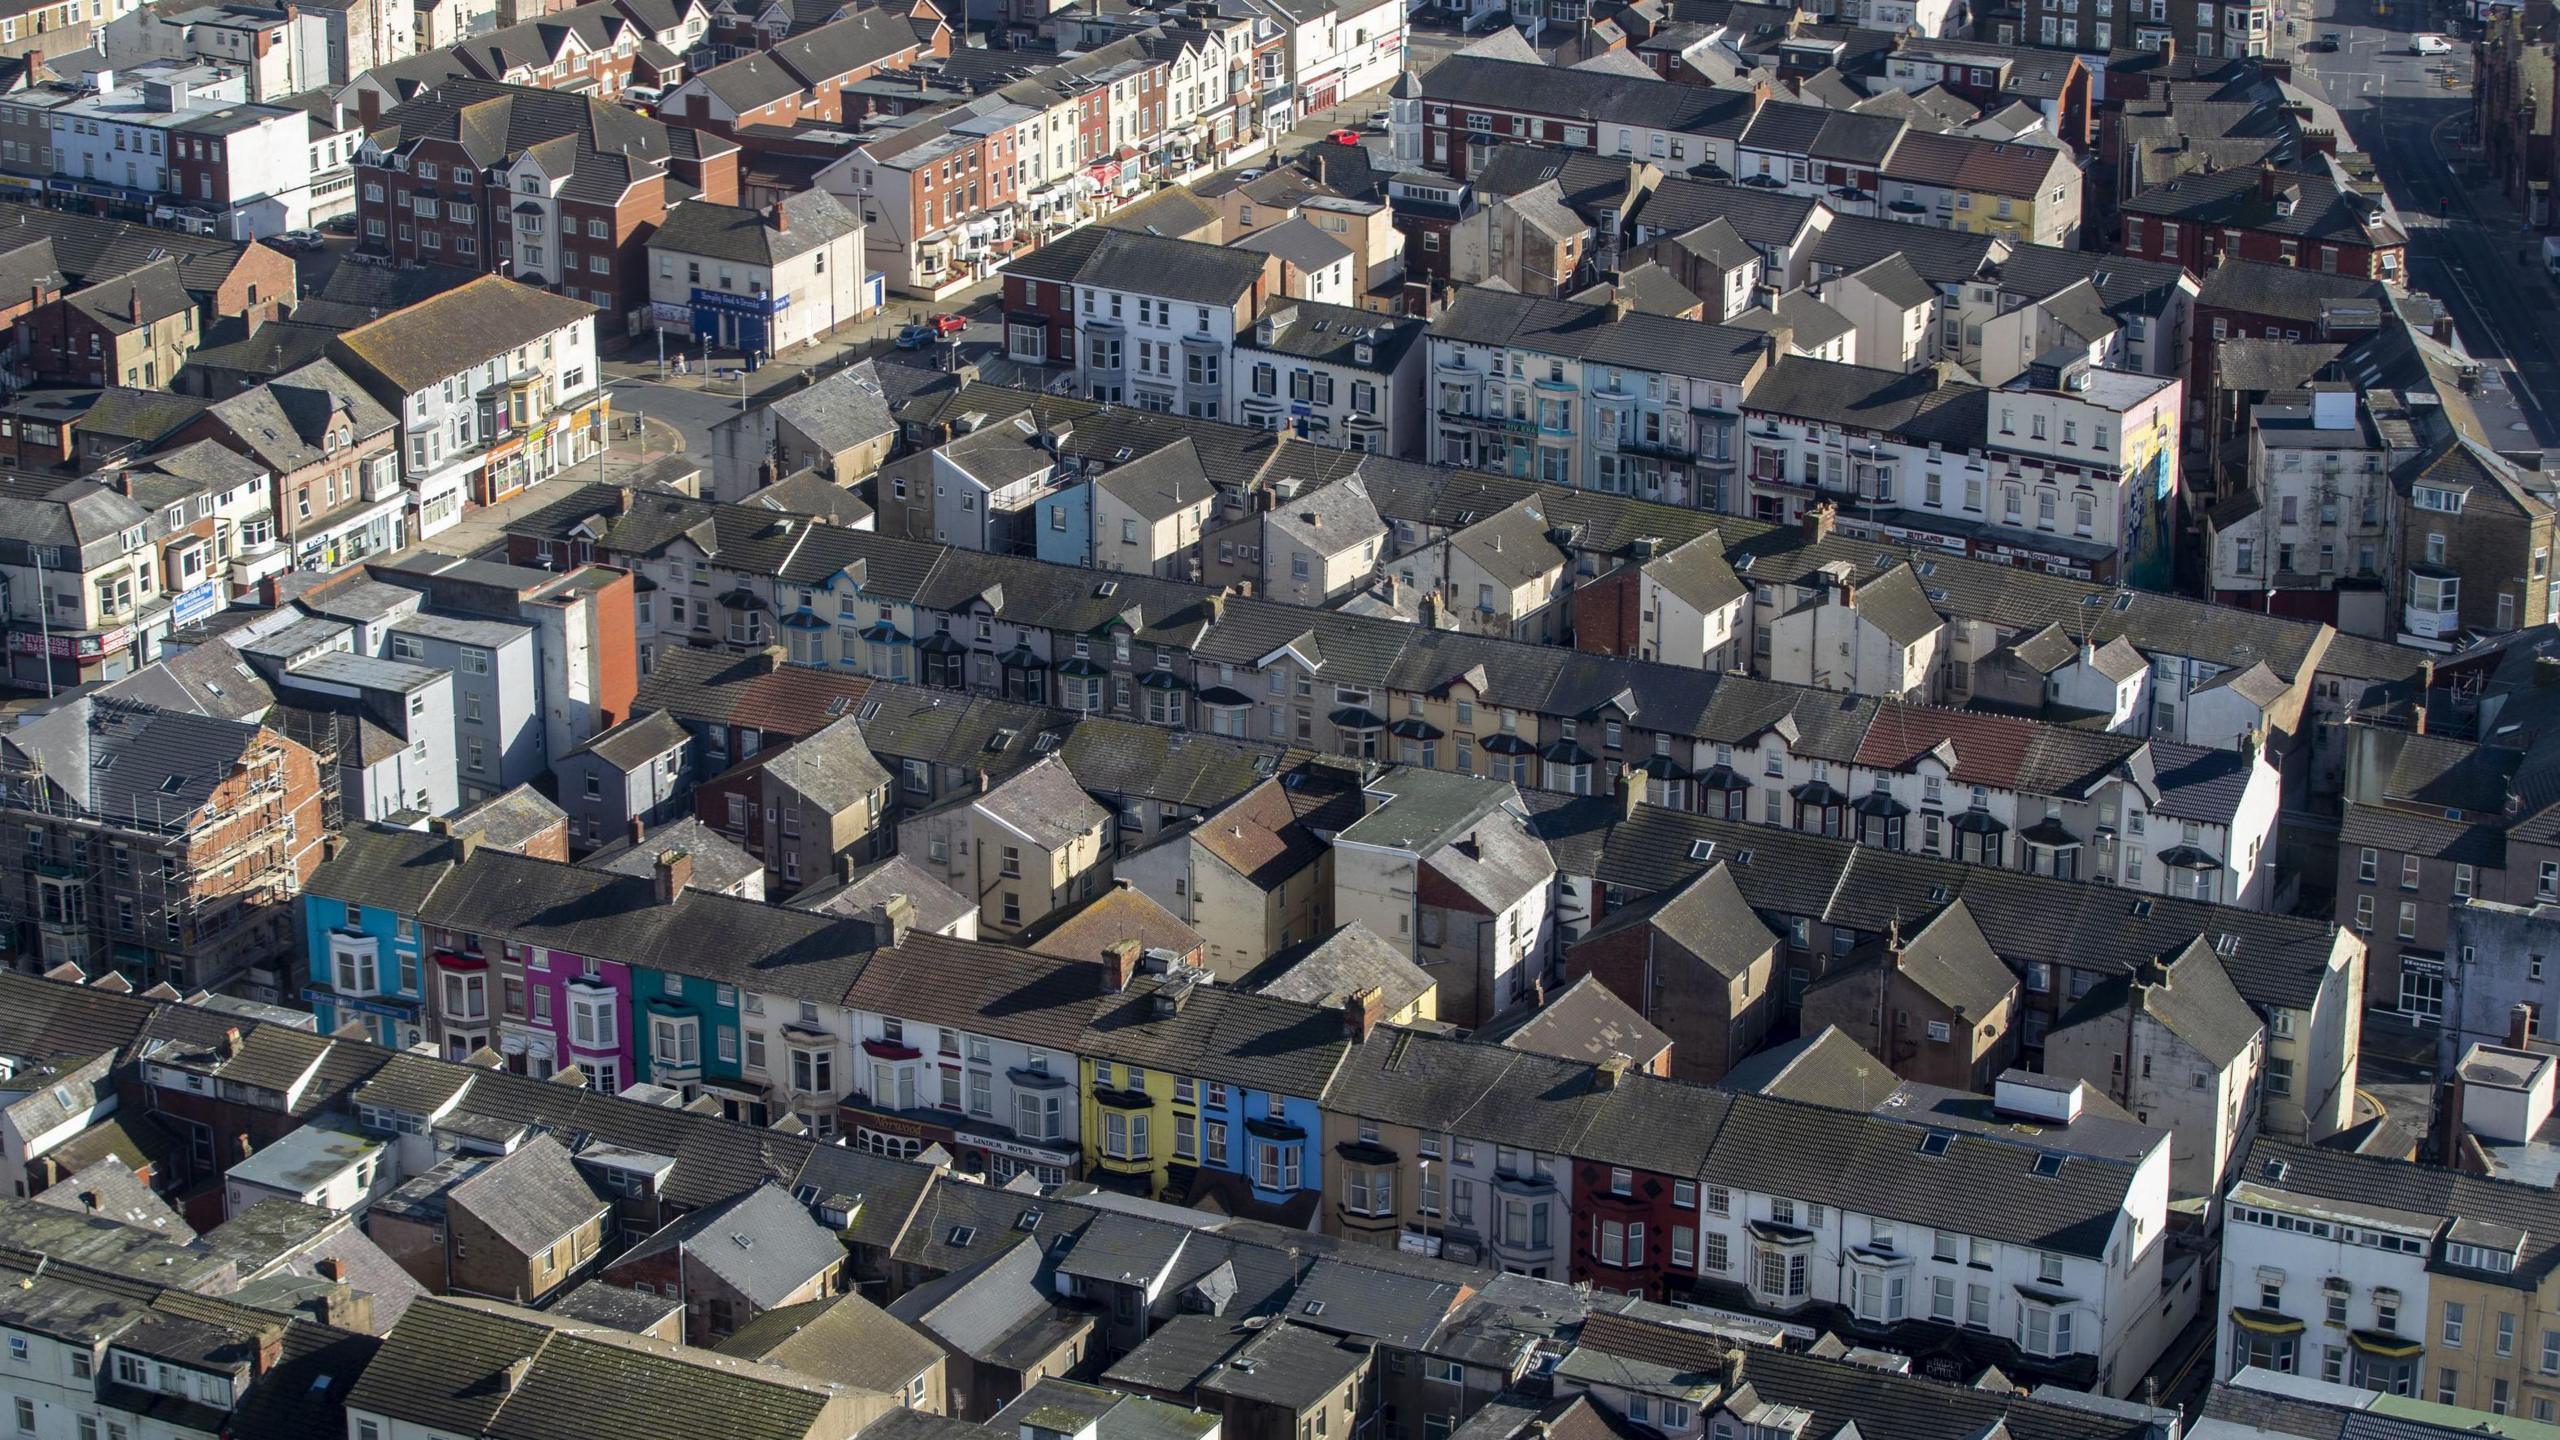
[2020,1304,2076,1357]
[790,1045,834,1095]
[330,935,380,996]
[1104,1110,1150,1160]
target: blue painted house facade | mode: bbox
[300,829,458,1049]
[1033,481,1094,568]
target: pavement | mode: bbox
[2285,0,2560,443]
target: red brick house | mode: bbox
[2119,164,2407,280]
[20,259,199,390]
[661,8,936,133]
[1565,860,1780,1084]
[355,78,707,310]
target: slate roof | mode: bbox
[1096,437,1214,522]
[1526,798,2341,1013]
[417,848,874,1004]
[1880,128,2072,198]
[716,1293,944,1393]
[331,276,599,395]
[2056,936,2262,1066]
[843,933,1107,1052]
[564,709,691,772]
[1073,229,1270,307]
[617,1182,840,1308]
[1740,100,1907,165]
[1575,861,1776,980]
[202,359,398,476]
[1870,899,2016,1019]
[447,1135,609,1253]
[1083,972,1352,1101]
[1244,922,1435,1018]
[2192,256,2387,321]
[887,1237,1088,1365]
[4,698,264,831]
[365,78,670,208]
[2123,166,2400,246]
[793,854,975,935]
[978,756,1109,851]
[1738,355,1984,446]
[0,206,259,298]
[1325,1023,1616,1152]
[1029,887,1203,967]
[301,825,458,914]
[1429,288,1768,385]
[760,713,890,813]
[1421,53,1756,137]
[584,816,764,895]
[1480,973,1672,1068]
[349,1296,842,1440]
[649,190,862,268]
[1719,1026,1902,1109]
[1240,301,1428,375]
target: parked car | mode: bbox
[895,323,934,349]
[279,228,327,250]
[926,312,967,336]
[321,212,357,233]
[1326,128,1362,144]
[2308,29,2340,48]
[2412,31,2452,53]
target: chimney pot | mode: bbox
[1342,985,1386,1041]
[653,849,693,905]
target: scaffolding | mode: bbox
[0,722,325,992]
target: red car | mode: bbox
[927,312,968,335]
[1326,128,1362,145]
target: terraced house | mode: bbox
[1079,962,1349,1222]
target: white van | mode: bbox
[620,84,663,109]
[2412,33,2453,54]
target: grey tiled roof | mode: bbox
[1481,973,1671,1067]
[618,1181,840,1307]
[2057,936,2262,1066]
[1527,797,2340,1013]
[1420,53,1756,136]
[1428,287,1769,385]
[649,190,862,269]
[1245,922,1435,1019]
[1082,973,1352,1101]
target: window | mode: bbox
[2445,1301,2466,1348]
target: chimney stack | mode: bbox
[316,1257,346,1282]
[2512,1003,2538,1048]
[653,849,693,905]
[222,1027,244,1058]
[628,815,647,847]
[873,892,914,949]
[1615,764,1646,820]
[771,204,789,233]
[1800,500,1836,543]
[1596,1053,1629,1089]
[1104,939,1140,991]
[1342,985,1386,1042]
[128,286,141,324]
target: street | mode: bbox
[589,38,1470,458]
[2285,0,2560,441]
